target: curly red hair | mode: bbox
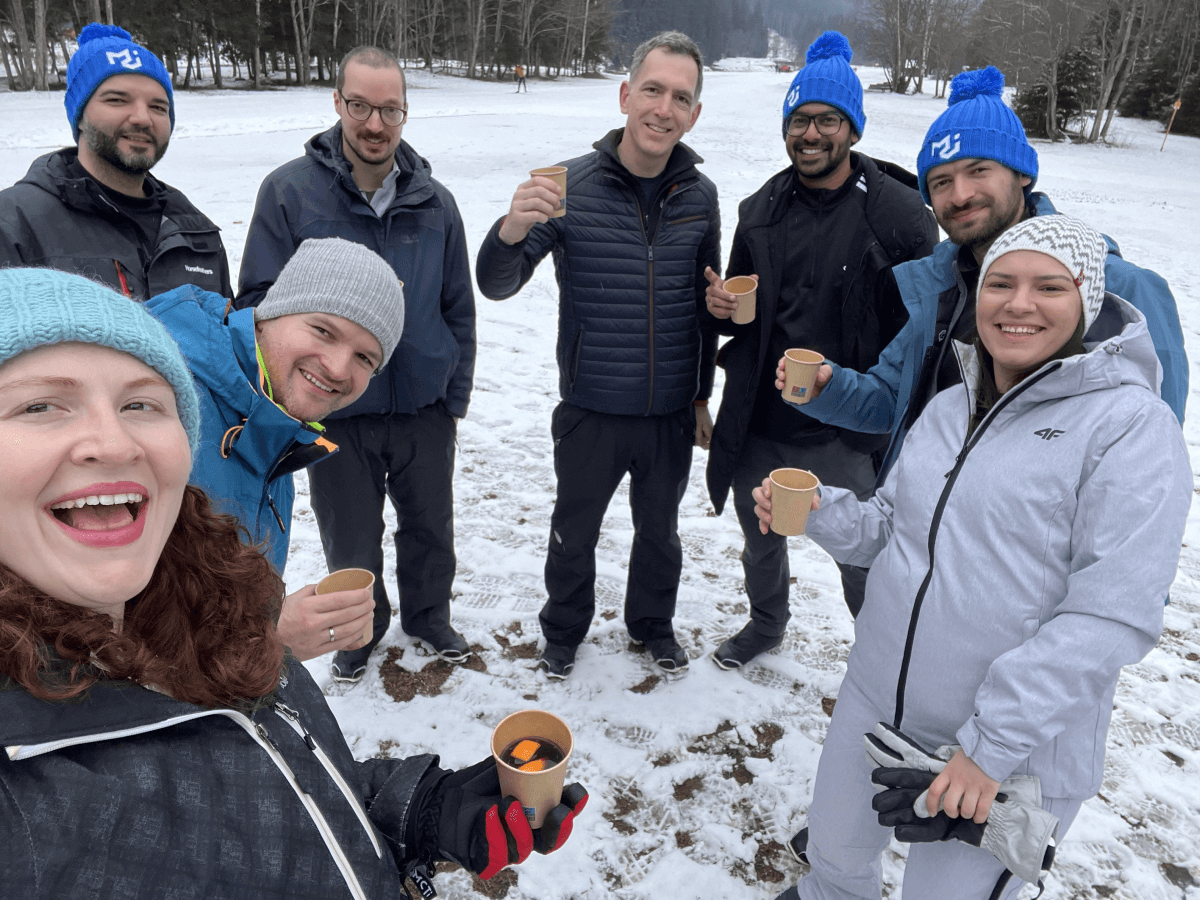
[0,486,286,708]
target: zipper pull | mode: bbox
[648,247,654,261]
[275,701,319,752]
[254,721,279,751]
[406,861,438,899]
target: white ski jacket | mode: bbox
[807,293,1191,799]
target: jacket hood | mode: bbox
[20,148,179,215]
[954,292,1161,412]
[591,128,704,183]
[305,124,435,207]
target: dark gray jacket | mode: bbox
[0,660,435,898]
[0,148,231,300]
[238,125,476,419]
[475,129,719,416]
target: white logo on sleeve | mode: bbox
[931,133,961,161]
[106,49,143,70]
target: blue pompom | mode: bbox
[78,23,132,45]
[806,31,853,65]
[948,66,1005,105]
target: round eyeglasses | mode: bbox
[786,112,847,137]
[340,91,408,127]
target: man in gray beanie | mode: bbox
[146,237,405,663]
[238,45,476,682]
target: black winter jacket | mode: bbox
[237,125,476,420]
[707,155,937,514]
[0,660,435,899]
[0,149,232,300]
[475,129,719,416]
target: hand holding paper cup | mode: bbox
[492,709,573,827]
[317,568,375,647]
[768,468,820,536]
[782,349,825,405]
[530,166,567,218]
[723,275,758,324]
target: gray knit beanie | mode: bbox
[255,237,405,368]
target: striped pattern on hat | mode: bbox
[979,216,1108,334]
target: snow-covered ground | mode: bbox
[3,66,1199,899]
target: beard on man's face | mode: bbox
[80,118,168,176]
[936,181,1027,249]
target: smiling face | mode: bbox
[617,47,702,178]
[785,102,858,190]
[335,60,406,173]
[78,74,171,181]
[0,343,191,624]
[254,312,383,423]
[927,158,1030,258]
[976,249,1083,392]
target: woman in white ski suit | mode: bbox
[762,216,1192,900]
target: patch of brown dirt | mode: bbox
[630,674,660,694]
[822,697,837,716]
[673,775,703,801]
[754,840,786,883]
[675,830,694,849]
[651,752,674,767]
[380,648,460,702]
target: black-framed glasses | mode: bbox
[339,91,407,127]
[786,112,847,137]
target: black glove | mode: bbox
[430,758,589,880]
[871,766,1058,886]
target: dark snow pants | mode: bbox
[731,432,875,631]
[540,401,695,649]
[308,405,457,651]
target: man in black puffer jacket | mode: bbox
[476,31,719,680]
[704,32,937,669]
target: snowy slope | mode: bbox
[2,66,1199,899]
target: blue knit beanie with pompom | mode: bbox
[65,23,175,141]
[917,66,1038,204]
[781,32,865,137]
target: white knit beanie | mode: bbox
[255,237,405,368]
[979,216,1107,334]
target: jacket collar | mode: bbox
[306,124,436,210]
[592,127,704,186]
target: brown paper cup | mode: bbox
[491,710,573,828]
[530,166,567,218]
[724,275,757,325]
[317,568,375,646]
[782,349,825,405]
[769,468,819,537]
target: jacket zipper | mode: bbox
[274,702,382,858]
[892,362,1062,730]
[633,192,656,414]
[8,707,371,900]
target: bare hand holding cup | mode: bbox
[774,354,833,403]
[277,582,375,661]
[498,169,566,245]
[704,267,753,320]
[752,476,822,536]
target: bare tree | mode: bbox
[290,0,323,85]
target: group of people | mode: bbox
[0,17,1191,900]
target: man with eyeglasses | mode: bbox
[703,32,936,670]
[239,45,476,684]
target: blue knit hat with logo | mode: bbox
[65,23,174,141]
[917,66,1038,204]
[0,269,200,454]
[781,32,865,137]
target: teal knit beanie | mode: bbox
[0,269,200,452]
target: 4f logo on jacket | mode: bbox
[1034,428,1065,441]
[106,49,143,71]
[930,133,961,161]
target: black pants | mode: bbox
[731,432,875,628]
[541,402,695,648]
[308,405,457,651]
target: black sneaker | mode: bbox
[539,643,577,680]
[415,626,471,663]
[632,635,689,672]
[786,826,809,865]
[331,646,371,684]
[713,623,783,670]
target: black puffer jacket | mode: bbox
[707,155,937,514]
[0,149,231,300]
[476,129,719,416]
[0,660,435,899]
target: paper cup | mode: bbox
[316,568,375,646]
[782,349,825,405]
[491,710,573,828]
[724,275,757,324]
[768,468,820,537]
[530,166,567,218]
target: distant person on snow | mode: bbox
[239,45,477,685]
[515,64,527,92]
[757,216,1191,900]
[149,237,403,664]
[0,23,231,300]
[703,31,936,671]
[475,30,719,680]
